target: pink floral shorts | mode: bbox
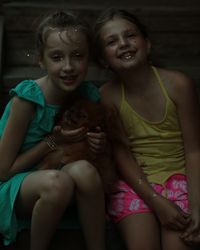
[107,174,188,223]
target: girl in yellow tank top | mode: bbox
[94,8,200,249]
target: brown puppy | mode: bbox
[39,98,117,192]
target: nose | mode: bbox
[118,36,128,48]
[62,58,74,72]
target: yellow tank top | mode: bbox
[120,66,185,184]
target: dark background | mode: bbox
[0,0,200,113]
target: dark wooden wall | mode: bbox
[1,0,200,111]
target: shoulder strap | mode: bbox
[151,66,169,101]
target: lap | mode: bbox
[61,160,100,184]
[107,174,190,250]
[107,174,188,223]
[15,160,98,217]
[19,169,70,193]
[15,169,73,217]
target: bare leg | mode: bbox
[162,228,195,250]
[117,213,161,250]
[62,160,106,250]
[15,170,74,250]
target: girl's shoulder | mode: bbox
[157,67,196,102]
[157,67,193,86]
[9,80,45,107]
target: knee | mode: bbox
[69,160,103,192]
[41,170,74,202]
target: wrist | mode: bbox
[43,135,57,152]
[146,191,164,211]
[134,176,160,208]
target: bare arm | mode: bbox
[100,82,162,202]
[0,97,51,181]
[170,72,200,239]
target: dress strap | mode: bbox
[151,66,169,101]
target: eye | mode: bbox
[72,51,84,59]
[105,39,116,46]
[51,54,63,62]
[126,31,136,38]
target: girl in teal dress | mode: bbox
[0,11,106,250]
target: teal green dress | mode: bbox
[0,79,101,246]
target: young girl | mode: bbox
[0,11,106,250]
[94,8,200,249]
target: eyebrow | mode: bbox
[104,27,136,38]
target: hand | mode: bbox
[87,126,107,153]
[153,195,190,231]
[180,208,200,246]
[52,125,88,145]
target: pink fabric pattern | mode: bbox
[107,174,188,223]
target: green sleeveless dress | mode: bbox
[0,79,100,245]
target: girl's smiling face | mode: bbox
[40,28,89,93]
[99,16,151,72]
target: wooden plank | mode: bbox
[3,7,200,32]
[2,0,200,9]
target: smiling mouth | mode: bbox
[61,75,77,80]
[119,51,136,60]
[60,75,78,84]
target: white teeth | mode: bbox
[121,52,134,60]
[125,55,132,59]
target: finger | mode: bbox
[191,234,200,245]
[175,222,188,230]
[178,213,191,225]
[181,211,191,219]
[182,233,200,246]
[61,127,86,136]
[53,125,62,132]
[87,131,106,139]
[88,141,104,153]
[89,147,101,154]
[60,128,88,143]
[168,221,187,231]
[88,136,105,146]
[181,223,198,238]
[165,215,189,231]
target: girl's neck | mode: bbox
[119,64,153,93]
[36,76,76,106]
